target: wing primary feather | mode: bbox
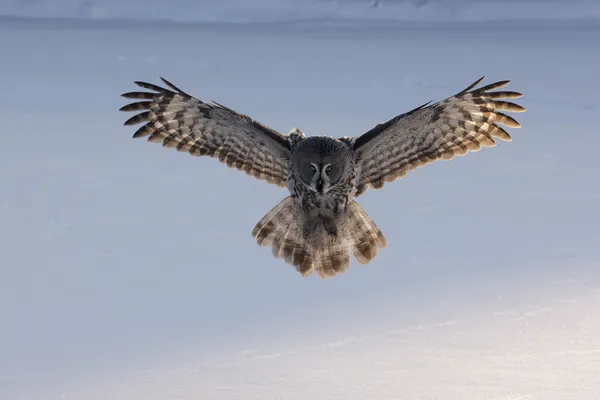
[132,123,155,138]
[487,91,524,100]
[124,111,150,126]
[121,91,158,100]
[475,80,511,93]
[134,81,175,93]
[456,76,485,96]
[488,125,512,141]
[159,77,191,96]
[490,112,521,128]
[490,101,526,113]
[119,101,152,112]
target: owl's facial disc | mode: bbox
[308,163,338,194]
[303,161,341,194]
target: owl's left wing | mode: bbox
[120,77,292,187]
[351,77,525,196]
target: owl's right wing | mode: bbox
[120,77,292,187]
[351,77,525,196]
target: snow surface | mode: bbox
[2,8,600,400]
[1,0,600,23]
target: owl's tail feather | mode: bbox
[252,197,315,276]
[344,201,387,266]
[252,197,387,279]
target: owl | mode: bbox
[120,76,525,278]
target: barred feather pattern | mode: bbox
[352,77,526,196]
[120,77,292,187]
[252,197,387,278]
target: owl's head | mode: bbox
[293,137,351,194]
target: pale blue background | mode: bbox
[1,2,599,399]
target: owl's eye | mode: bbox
[325,165,332,173]
[309,165,317,172]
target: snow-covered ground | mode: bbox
[2,0,600,23]
[2,7,600,400]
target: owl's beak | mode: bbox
[316,178,324,193]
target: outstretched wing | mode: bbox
[352,77,525,196]
[120,77,292,187]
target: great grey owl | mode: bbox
[120,76,525,278]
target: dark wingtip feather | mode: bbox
[121,91,159,100]
[134,81,172,93]
[468,76,486,89]
[457,76,485,96]
[123,111,150,126]
[489,91,524,100]
[490,125,513,141]
[494,112,521,128]
[477,80,511,93]
[417,100,433,110]
[132,123,155,138]
[119,101,151,112]
[159,76,189,95]
[493,101,526,113]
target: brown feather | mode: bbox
[120,77,292,188]
[121,91,159,100]
[353,77,525,195]
[252,198,386,278]
[123,111,150,126]
[119,101,152,112]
